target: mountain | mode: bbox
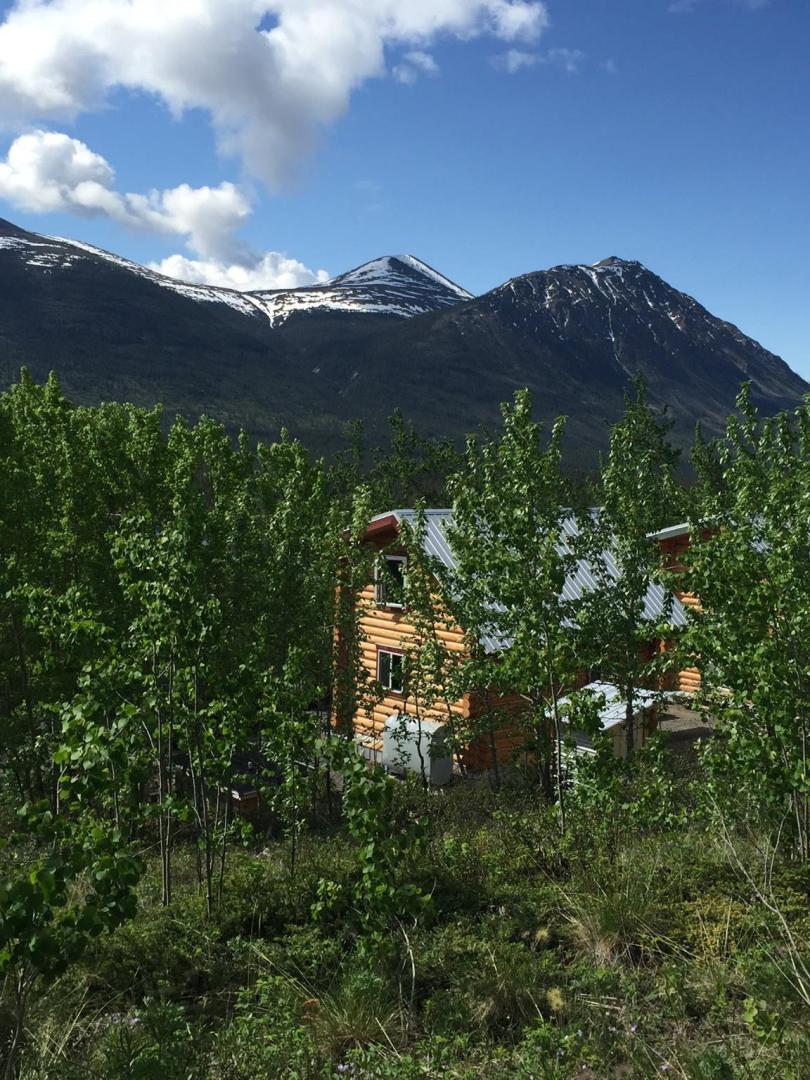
[0,216,805,461]
[253,255,472,324]
[342,256,805,457]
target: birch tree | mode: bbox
[390,507,461,784]
[446,390,584,828]
[683,388,810,858]
[578,382,684,755]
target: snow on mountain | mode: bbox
[484,255,767,353]
[250,255,473,325]
[1,213,806,467]
[0,221,472,327]
[0,221,264,317]
[461,255,803,402]
[58,238,268,317]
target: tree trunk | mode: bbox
[625,682,635,759]
[549,691,566,835]
[1,968,31,1080]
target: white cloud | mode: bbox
[0,129,116,212]
[669,0,768,11]
[0,131,249,258]
[149,253,330,292]
[546,47,585,73]
[393,50,440,85]
[498,48,539,74]
[147,184,254,263]
[495,46,585,74]
[0,0,549,188]
[487,0,549,40]
[0,130,328,289]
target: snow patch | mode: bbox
[47,236,264,316]
[252,254,472,326]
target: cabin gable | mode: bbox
[352,513,470,763]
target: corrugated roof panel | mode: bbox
[378,509,687,652]
[556,680,659,733]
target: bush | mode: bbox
[559,846,673,967]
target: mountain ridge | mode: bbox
[0,216,805,462]
[251,253,472,325]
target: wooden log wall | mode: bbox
[346,525,704,769]
[658,533,703,694]
[353,580,470,761]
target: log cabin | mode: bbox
[344,508,691,779]
[648,522,702,695]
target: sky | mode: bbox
[0,0,808,378]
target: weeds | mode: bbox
[6,785,810,1079]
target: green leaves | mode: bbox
[578,380,682,756]
[0,373,169,803]
[683,390,810,856]
[0,804,144,982]
[316,740,430,946]
[0,371,344,908]
[445,390,582,811]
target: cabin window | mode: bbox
[378,649,404,694]
[374,555,407,608]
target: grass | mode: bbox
[5,778,810,1078]
[560,846,673,966]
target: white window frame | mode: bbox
[374,554,407,609]
[377,648,405,694]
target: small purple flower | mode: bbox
[576,1029,583,1038]
[630,1023,638,1034]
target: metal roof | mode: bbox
[556,680,663,754]
[647,521,691,542]
[370,508,688,653]
[556,680,659,733]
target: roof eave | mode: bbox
[647,522,691,542]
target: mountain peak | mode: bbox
[250,252,472,325]
[0,214,471,326]
[592,256,643,271]
[474,253,806,420]
[329,254,471,300]
[1,213,806,465]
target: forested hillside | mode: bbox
[1,373,809,1078]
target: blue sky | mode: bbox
[0,0,808,378]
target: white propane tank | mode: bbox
[382,714,452,786]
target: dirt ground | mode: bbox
[658,700,716,755]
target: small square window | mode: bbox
[378,650,404,694]
[375,555,406,607]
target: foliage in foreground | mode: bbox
[5,772,810,1079]
[2,370,810,1076]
